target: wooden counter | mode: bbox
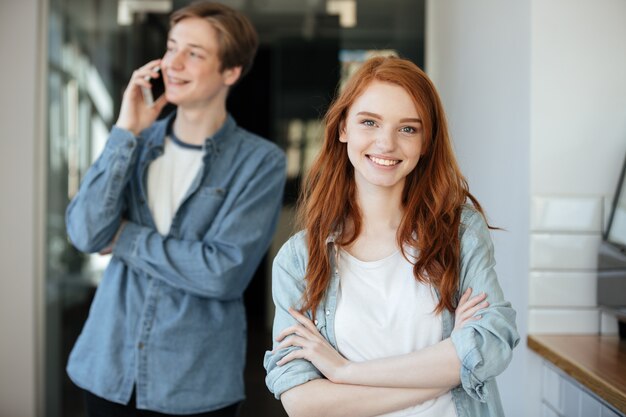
[528,334,626,414]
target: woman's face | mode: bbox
[340,80,424,194]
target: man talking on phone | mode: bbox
[64,2,286,416]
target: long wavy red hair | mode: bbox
[298,56,489,318]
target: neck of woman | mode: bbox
[344,185,404,261]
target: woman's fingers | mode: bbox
[274,307,329,342]
[458,300,489,321]
[275,323,311,342]
[276,349,304,366]
[454,290,489,331]
[288,307,318,333]
[274,334,304,352]
[458,287,472,306]
[458,291,486,312]
[275,308,322,343]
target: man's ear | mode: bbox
[223,66,243,86]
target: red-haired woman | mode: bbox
[264,56,519,417]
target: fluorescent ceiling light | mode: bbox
[118,0,172,26]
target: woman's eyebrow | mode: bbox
[400,117,422,124]
[356,111,381,119]
[356,111,422,124]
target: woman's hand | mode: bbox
[115,59,169,136]
[453,288,489,332]
[274,308,350,383]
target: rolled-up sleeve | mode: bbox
[450,209,520,402]
[263,235,323,399]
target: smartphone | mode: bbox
[141,66,165,107]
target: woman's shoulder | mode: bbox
[274,230,309,269]
[460,203,481,224]
[271,230,312,293]
[459,203,490,241]
[284,230,308,251]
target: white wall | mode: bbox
[529,0,626,336]
[0,0,44,416]
[426,1,531,416]
[427,0,626,415]
[531,0,626,197]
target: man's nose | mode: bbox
[166,52,184,69]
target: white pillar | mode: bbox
[0,0,46,415]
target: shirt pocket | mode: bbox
[179,186,227,238]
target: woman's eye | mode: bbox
[361,119,376,127]
[400,126,417,134]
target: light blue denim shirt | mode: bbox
[66,112,286,414]
[264,206,519,417]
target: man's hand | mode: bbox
[99,220,128,255]
[115,59,169,136]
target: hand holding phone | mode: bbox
[116,60,167,135]
[141,66,165,107]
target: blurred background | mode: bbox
[1,1,626,417]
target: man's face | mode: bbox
[161,17,240,109]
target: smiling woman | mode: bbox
[340,81,424,193]
[264,56,519,417]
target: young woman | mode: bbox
[66,2,285,416]
[264,56,519,417]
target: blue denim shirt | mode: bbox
[66,112,286,414]
[264,206,519,417]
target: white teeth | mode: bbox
[369,156,400,166]
[168,76,185,84]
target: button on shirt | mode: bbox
[66,113,286,414]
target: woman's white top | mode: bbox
[147,135,204,235]
[335,248,457,417]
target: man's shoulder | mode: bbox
[232,126,284,161]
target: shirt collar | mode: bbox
[207,113,236,152]
[149,111,237,153]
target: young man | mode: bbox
[65,2,286,416]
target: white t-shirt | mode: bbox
[147,135,204,235]
[335,248,457,417]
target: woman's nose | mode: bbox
[375,129,396,152]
